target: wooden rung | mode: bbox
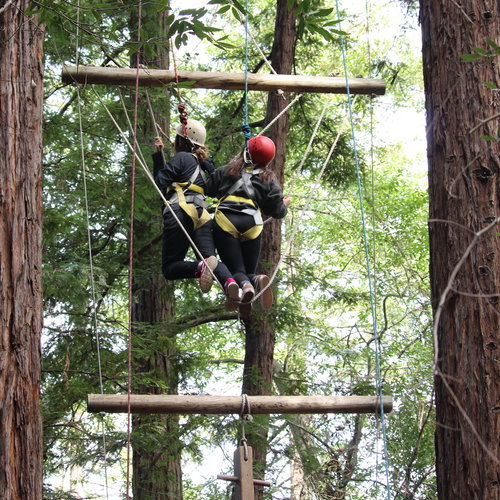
[217,475,272,488]
[62,66,386,95]
[87,394,392,415]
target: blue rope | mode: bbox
[335,2,392,498]
[242,0,250,150]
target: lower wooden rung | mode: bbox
[87,394,392,415]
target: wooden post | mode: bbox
[87,394,393,414]
[234,445,255,500]
[61,66,386,95]
[217,445,272,500]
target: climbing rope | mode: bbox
[364,0,383,493]
[239,394,253,461]
[75,0,109,496]
[241,0,251,154]
[335,1,392,498]
[171,46,190,138]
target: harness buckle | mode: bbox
[243,148,253,167]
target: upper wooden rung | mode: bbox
[87,394,393,415]
[62,66,386,95]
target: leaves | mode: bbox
[39,0,435,497]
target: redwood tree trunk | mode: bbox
[419,1,499,499]
[241,0,297,496]
[129,5,182,499]
[0,2,44,500]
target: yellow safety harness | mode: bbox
[214,169,263,242]
[164,160,211,230]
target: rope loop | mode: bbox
[241,438,249,461]
[240,393,252,419]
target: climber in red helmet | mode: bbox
[205,135,290,318]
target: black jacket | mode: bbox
[205,165,288,219]
[153,151,215,200]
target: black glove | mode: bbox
[200,157,215,174]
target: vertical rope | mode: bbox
[75,1,109,497]
[171,48,188,136]
[241,0,251,150]
[335,1,392,498]
[126,1,143,497]
[365,0,381,493]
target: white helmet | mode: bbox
[175,119,206,147]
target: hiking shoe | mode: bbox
[196,256,218,293]
[253,274,273,310]
[240,282,255,303]
[238,282,254,319]
[225,279,240,311]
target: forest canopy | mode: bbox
[39,0,432,499]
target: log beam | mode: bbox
[62,66,386,95]
[87,394,392,415]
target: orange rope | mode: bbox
[126,0,142,497]
[171,47,188,135]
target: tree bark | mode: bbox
[419,1,499,499]
[128,5,183,499]
[242,1,297,498]
[0,2,44,499]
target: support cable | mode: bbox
[364,0,383,493]
[241,0,251,152]
[335,1,392,498]
[75,1,109,496]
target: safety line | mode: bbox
[118,90,150,168]
[364,0,382,493]
[75,1,109,497]
[335,1,392,498]
[258,93,303,136]
[241,0,251,149]
[237,10,277,75]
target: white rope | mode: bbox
[258,93,304,136]
[118,91,149,168]
[253,97,358,304]
[90,86,223,290]
[75,2,109,497]
[237,11,277,75]
[145,90,172,145]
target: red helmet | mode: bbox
[248,136,276,167]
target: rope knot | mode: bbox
[178,104,188,125]
[241,123,251,140]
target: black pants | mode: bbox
[162,205,231,285]
[213,211,261,287]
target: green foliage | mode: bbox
[461,39,499,141]
[460,39,500,62]
[39,0,434,498]
[295,2,346,42]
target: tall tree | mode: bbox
[0,2,44,499]
[128,4,183,499]
[419,1,499,498]
[241,0,297,494]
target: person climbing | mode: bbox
[205,135,290,318]
[153,118,235,300]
